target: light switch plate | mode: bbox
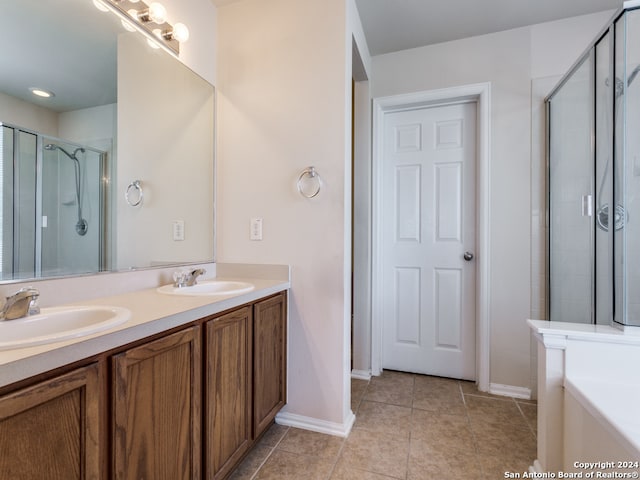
[173,220,185,241]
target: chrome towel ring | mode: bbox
[125,180,144,207]
[297,166,321,198]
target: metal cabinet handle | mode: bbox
[463,252,474,261]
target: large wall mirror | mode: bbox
[0,0,215,282]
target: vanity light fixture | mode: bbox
[29,88,55,99]
[138,2,167,24]
[164,22,190,43]
[96,0,189,56]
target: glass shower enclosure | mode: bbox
[547,4,640,327]
[0,123,108,280]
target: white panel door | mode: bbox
[381,102,476,380]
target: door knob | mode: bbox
[463,252,474,261]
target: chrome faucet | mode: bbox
[185,268,206,286]
[173,268,206,288]
[0,287,40,321]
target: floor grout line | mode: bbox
[246,426,290,480]
[242,373,537,480]
[460,381,488,479]
[515,400,538,439]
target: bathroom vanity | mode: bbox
[0,271,288,480]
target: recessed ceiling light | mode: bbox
[29,88,55,98]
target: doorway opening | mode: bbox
[370,84,491,391]
[351,39,373,383]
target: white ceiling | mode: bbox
[3,0,625,116]
[1,0,118,113]
[355,0,622,55]
[211,0,622,55]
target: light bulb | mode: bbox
[127,8,138,18]
[148,2,167,24]
[172,22,189,42]
[152,28,162,38]
[92,0,110,12]
[129,0,140,2]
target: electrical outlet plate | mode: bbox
[250,218,263,241]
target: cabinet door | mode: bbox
[205,306,252,480]
[112,327,201,480]
[253,293,287,437]
[0,363,102,480]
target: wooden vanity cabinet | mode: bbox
[206,291,287,479]
[0,362,102,480]
[0,290,286,480]
[253,293,287,438]
[205,306,253,480]
[112,326,201,480]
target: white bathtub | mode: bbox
[529,320,640,472]
[564,375,640,465]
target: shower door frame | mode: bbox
[546,52,597,325]
[0,122,110,279]
[40,133,110,277]
[545,4,638,326]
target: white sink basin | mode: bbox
[157,280,255,296]
[0,305,131,350]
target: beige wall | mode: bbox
[117,33,214,269]
[371,11,613,390]
[0,92,58,136]
[217,0,370,429]
[163,0,217,85]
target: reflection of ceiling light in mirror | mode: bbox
[121,19,136,32]
[29,88,55,98]
[93,0,110,12]
[147,38,161,49]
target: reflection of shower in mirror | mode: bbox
[44,143,88,236]
[0,122,108,280]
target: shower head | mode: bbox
[627,64,640,88]
[606,64,640,98]
[44,143,83,161]
[44,143,88,236]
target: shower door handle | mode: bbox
[582,194,593,217]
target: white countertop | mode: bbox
[0,273,290,389]
[528,319,640,345]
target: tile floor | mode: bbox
[230,370,537,480]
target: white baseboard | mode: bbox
[275,410,356,438]
[489,383,532,400]
[351,369,371,381]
